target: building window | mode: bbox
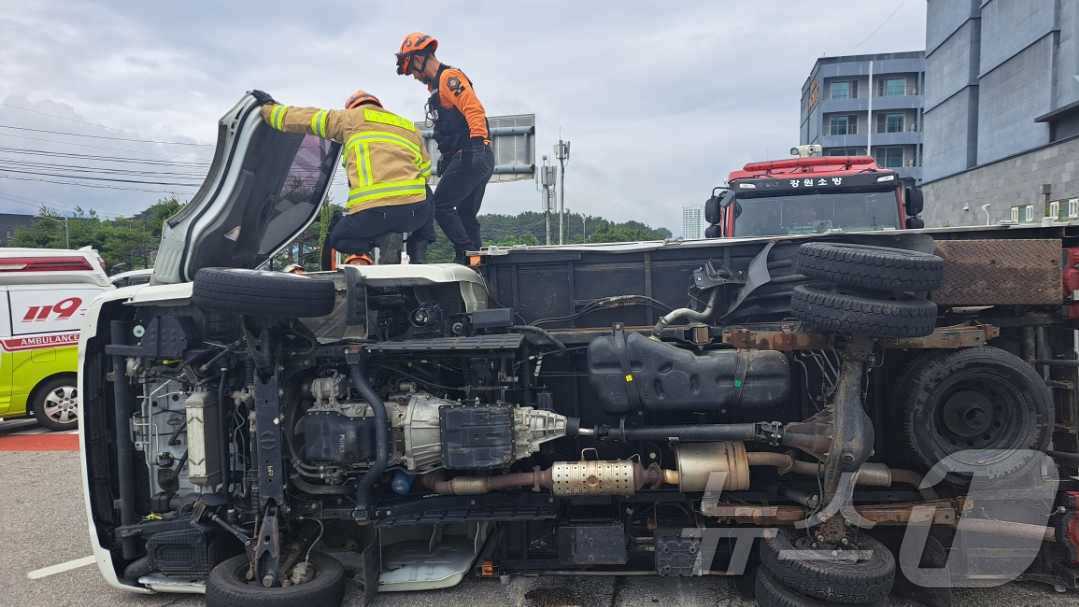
[873,146,904,168]
[883,78,907,96]
[879,113,904,133]
[1070,198,1079,218]
[829,115,857,135]
[1025,205,1035,223]
[830,81,851,99]
[824,147,865,156]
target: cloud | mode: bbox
[0,0,926,233]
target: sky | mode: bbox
[0,0,926,233]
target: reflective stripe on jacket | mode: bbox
[261,103,431,214]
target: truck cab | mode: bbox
[705,151,924,238]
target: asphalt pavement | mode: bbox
[2,419,1077,607]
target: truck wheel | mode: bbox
[759,528,894,605]
[791,285,937,338]
[32,376,78,431]
[193,268,335,318]
[206,553,345,607]
[898,347,1053,484]
[795,243,943,292]
[755,567,830,607]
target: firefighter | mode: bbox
[251,88,435,264]
[396,32,494,265]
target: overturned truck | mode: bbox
[77,96,1079,607]
[80,226,1079,606]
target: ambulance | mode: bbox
[0,248,111,430]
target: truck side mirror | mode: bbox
[905,186,924,216]
[704,188,727,224]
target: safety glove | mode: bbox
[249,89,276,105]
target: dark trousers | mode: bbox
[324,197,435,263]
[433,143,494,253]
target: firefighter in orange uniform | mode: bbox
[396,32,494,265]
[251,88,435,264]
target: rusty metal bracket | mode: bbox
[721,322,832,351]
[886,323,1000,349]
[721,322,999,352]
[701,499,963,528]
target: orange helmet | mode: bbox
[396,32,438,75]
[344,253,374,266]
[345,89,382,110]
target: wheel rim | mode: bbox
[934,380,1017,450]
[42,385,78,424]
[940,390,994,441]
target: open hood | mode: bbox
[151,94,341,285]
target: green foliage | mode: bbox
[9,198,184,273]
[10,198,673,271]
[271,200,344,270]
[424,211,672,262]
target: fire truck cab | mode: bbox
[705,149,925,238]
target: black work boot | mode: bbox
[453,248,468,265]
[406,238,429,264]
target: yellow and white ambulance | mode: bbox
[0,248,111,430]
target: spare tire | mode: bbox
[898,347,1053,484]
[755,567,833,607]
[791,285,937,338]
[206,552,345,607]
[759,528,895,605]
[795,243,943,292]
[193,268,335,318]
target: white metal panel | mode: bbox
[417,113,536,184]
[6,284,105,338]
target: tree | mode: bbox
[10,197,186,272]
[10,197,673,270]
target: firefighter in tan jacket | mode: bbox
[254,89,434,263]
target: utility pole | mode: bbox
[554,139,570,244]
[540,156,556,245]
[43,214,70,248]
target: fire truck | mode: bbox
[705,145,925,238]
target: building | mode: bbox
[682,207,702,240]
[800,51,926,182]
[0,213,37,246]
[921,0,1079,227]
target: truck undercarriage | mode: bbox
[79,226,1079,606]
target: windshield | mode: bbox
[732,190,899,237]
[181,118,339,276]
